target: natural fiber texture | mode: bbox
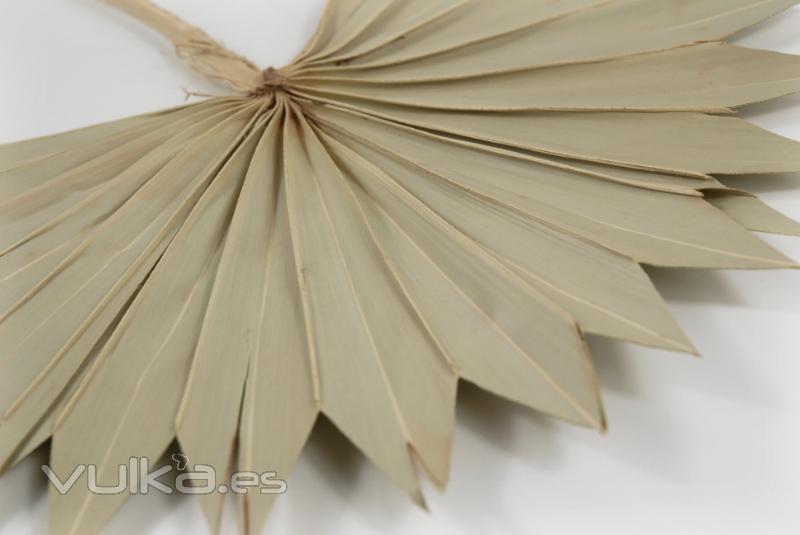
[1,1,799,534]
[102,0,265,92]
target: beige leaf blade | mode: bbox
[706,191,800,236]
[0,104,264,469]
[299,0,800,82]
[0,99,239,199]
[3,102,253,472]
[284,110,431,504]
[0,105,245,319]
[51,255,220,535]
[316,130,606,429]
[306,0,468,66]
[302,0,394,63]
[303,0,604,71]
[291,0,365,64]
[0,318,118,474]
[299,97,800,176]
[300,117,458,488]
[175,110,281,532]
[298,44,800,112]
[547,158,722,196]
[47,188,224,535]
[300,97,713,196]
[1,2,799,534]
[0,99,225,169]
[308,103,795,269]
[322,125,695,353]
[47,113,269,535]
[237,178,319,535]
[0,101,244,255]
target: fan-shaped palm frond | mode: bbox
[1,1,799,534]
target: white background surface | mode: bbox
[1,1,799,534]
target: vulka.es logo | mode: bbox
[42,456,287,496]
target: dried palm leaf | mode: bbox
[1,1,799,534]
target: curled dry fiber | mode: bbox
[2,1,800,533]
